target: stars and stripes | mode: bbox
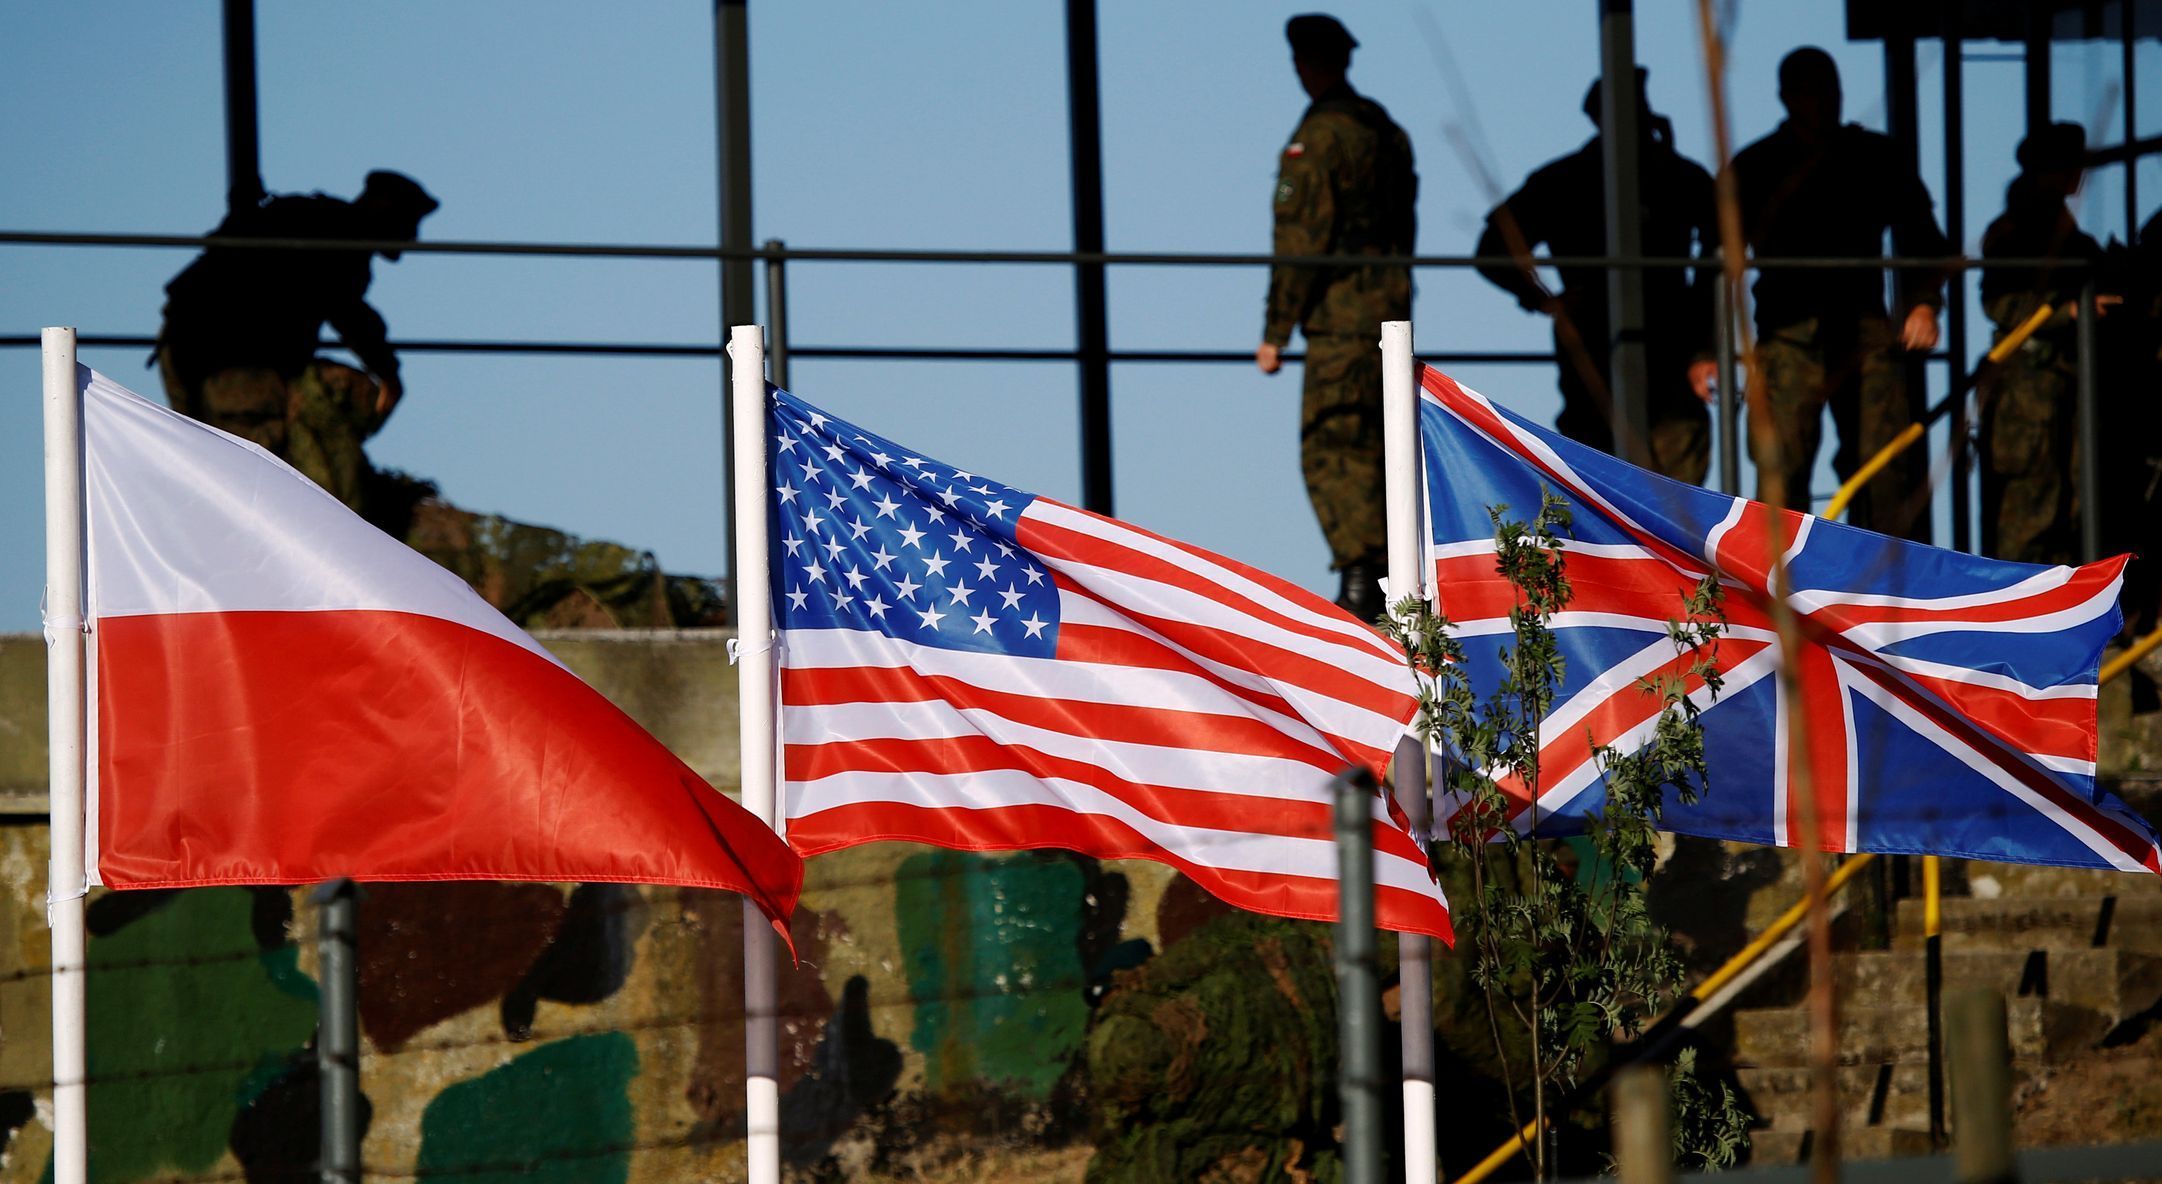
[1419,365,2162,874]
[770,388,1450,939]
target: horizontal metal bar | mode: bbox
[0,334,1557,366]
[0,229,2083,272]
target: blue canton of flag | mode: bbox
[770,391,1057,657]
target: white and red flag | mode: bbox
[72,367,801,919]
[761,387,1450,940]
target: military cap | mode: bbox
[360,170,441,220]
[1286,14,1357,56]
[2016,122,2087,174]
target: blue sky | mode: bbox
[5,2,2155,631]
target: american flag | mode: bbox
[767,388,1451,939]
[1419,366,2162,873]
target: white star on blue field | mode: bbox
[770,389,1059,658]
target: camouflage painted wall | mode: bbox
[5,632,2162,1182]
[0,630,1230,1183]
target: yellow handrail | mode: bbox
[1823,301,2056,522]
[1450,853,1879,1184]
[2101,625,2162,685]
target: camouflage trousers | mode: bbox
[1979,349,2080,566]
[1299,332,1388,569]
[157,351,383,514]
[1751,317,1925,539]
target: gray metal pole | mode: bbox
[1946,7,1973,554]
[1613,1063,1676,1184]
[764,237,790,391]
[2127,0,2140,242]
[1332,765,1382,1184]
[1065,0,1114,515]
[314,880,360,1184]
[2026,7,2053,136]
[1714,259,1740,495]
[2078,280,2102,563]
[715,0,754,608]
[1599,0,1650,468]
[1946,989,2015,1184]
[220,0,263,210]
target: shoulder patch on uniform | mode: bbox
[1285,142,1305,157]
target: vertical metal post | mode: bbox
[2126,0,2140,242]
[1332,765,1382,1184]
[1946,989,2015,1184]
[315,880,360,1184]
[1714,258,1740,495]
[1887,29,1934,546]
[1599,0,1650,468]
[1613,1064,1676,1184]
[2079,279,2103,563]
[763,238,790,391]
[1924,855,1947,1148]
[1065,0,1114,515]
[221,0,263,210]
[1379,322,1435,1183]
[2027,6,2054,136]
[714,0,755,607]
[1945,6,1973,554]
[43,327,88,1184]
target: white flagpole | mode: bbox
[727,324,782,1184]
[42,327,88,1184]
[1380,320,1437,1182]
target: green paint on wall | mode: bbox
[415,1033,638,1184]
[895,851,1088,1097]
[81,889,318,1183]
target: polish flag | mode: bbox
[75,368,800,924]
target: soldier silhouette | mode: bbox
[155,170,440,512]
[1476,69,1719,483]
[1978,123,2111,568]
[1255,13,1417,619]
[1730,47,1950,537]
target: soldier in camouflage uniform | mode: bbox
[1256,13,1416,620]
[1978,124,2107,567]
[1731,49,1950,538]
[156,170,440,512]
[1477,69,1718,483]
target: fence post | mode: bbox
[1332,765,1382,1184]
[1947,988,2016,1184]
[314,879,361,1184]
[2077,279,2101,563]
[764,238,790,390]
[1612,1063,1675,1184]
[1714,264,1740,496]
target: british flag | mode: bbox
[1418,365,2162,874]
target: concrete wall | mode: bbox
[0,630,1191,1182]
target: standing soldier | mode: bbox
[1978,123,2108,566]
[1476,70,1719,483]
[156,170,440,512]
[1255,13,1416,619]
[1731,48,1950,537]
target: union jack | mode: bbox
[1418,366,2162,874]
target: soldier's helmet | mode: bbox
[359,171,441,224]
[1286,14,1357,59]
[2016,123,2087,176]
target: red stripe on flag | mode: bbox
[782,664,1345,770]
[787,800,1453,941]
[96,610,802,920]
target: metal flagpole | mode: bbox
[42,326,88,1184]
[1380,320,1436,1182]
[728,324,781,1184]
